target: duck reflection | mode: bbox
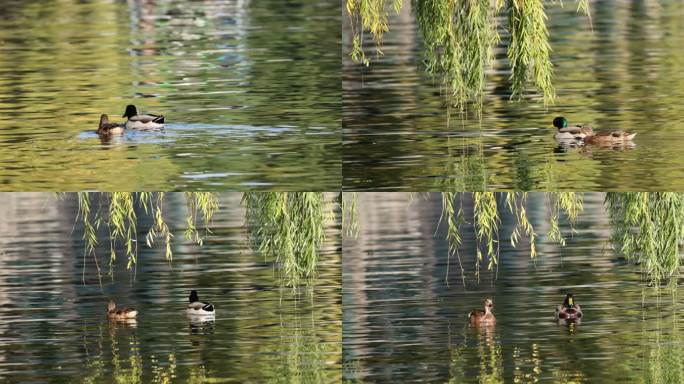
[189,316,215,335]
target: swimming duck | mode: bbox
[555,293,583,322]
[469,298,496,326]
[187,290,215,316]
[553,116,594,140]
[122,104,165,130]
[97,114,125,135]
[584,129,636,144]
[107,300,138,320]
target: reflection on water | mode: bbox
[343,193,684,383]
[0,193,341,382]
[343,1,684,190]
[0,0,340,190]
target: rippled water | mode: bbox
[0,0,340,190]
[343,1,684,190]
[343,193,684,383]
[0,193,341,382]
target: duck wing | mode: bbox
[469,309,485,318]
[558,125,593,136]
[101,122,124,130]
[129,114,165,124]
[188,301,214,312]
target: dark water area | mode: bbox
[0,0,340,190]
[343,193,684,383]
[343,1,684,190]
[0,193,341,382]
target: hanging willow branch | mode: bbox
[347,0,590,109]
[76,192,217,277]
[605,192,683,285]
[242,192,331,287]
[440,192,582,281]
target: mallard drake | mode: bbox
[555,293,583,322]
[97,114,125,135]
[122,104,165,130]
[553,116,594,140]
[107,300,138,320]
[584,130,636,144]
[469,298,496,326]
[187,290,215,316]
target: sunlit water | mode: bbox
[343,193,684,383]
[0,193,341,382]
[0,0,340,190]
[343,1,684,190]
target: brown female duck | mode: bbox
[97,114,125,135]
[107,300,138,320]
[469,298,496,326]
[584,130,636,144]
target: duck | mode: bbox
[97,114,125,135]
[468,298,496,326]
[187,290,215,316]
[122,104,165,130]
[555,293,583,322]
[553,116,594,140]
[107,300,138,320]
[584,129,636,144]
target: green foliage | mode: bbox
[342,192,359,237]
[441,192,465,285]
[77,192,217,277]
[438,192,582,281]
[242,192,331,287]
[508,0,554,104]
[347,0,590,110]
[605,192,683,284]
[473,192,500,273]
[414,0,500,111]
[546,192,583,246]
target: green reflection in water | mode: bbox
[0,0,340,190]
[81,300,339,383]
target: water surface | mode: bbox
[0,193,341,382]
[343,1,684,190]
[0,0,340,190]
[343,193,684,383]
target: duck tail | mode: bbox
[153,115,165,124]
[202,303,214,312]
[627,133,636,140]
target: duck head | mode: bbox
[563,293,576,308]
[100,114,109,124]
[484,298,494,312]
[122,104,138,118]
[107,300,116,312]
[189,290,199,303]
[553,116,568,129]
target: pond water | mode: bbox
[343,193,684,383]
[343,1,684,190]
[0,193,341,382]
[0,0,340,190]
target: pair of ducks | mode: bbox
[97,104,165,135]
[552,116,636,144]
[106,290,214,320]
[468,294,582,326]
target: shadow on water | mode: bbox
[0,193,342,382]
[0,0,340,190]
[342,193,684,383]
[343,0,684,190]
